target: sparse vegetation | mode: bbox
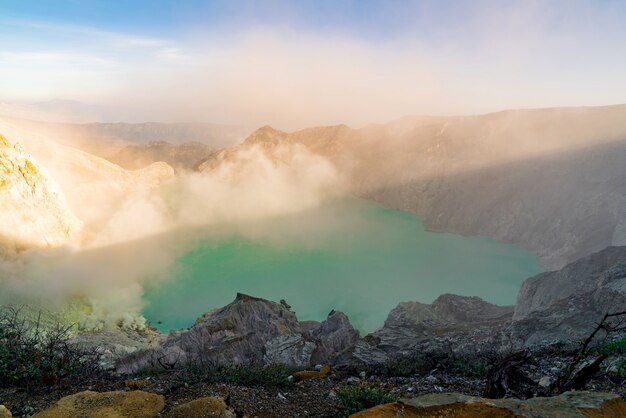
[0,306,102,392]
[383,348,500,379]
[601,335,626,377]
[337,383,396,417]
[550,311,626,394]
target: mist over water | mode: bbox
[142,198,542,333]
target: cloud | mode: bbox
[3,2,626,128]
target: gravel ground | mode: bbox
[1,369,625,417]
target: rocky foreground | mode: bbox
[2,387,625,417]
[1,245,624,416]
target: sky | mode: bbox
[1,0,626,128]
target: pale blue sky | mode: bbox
[1,0,625,127]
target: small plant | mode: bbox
[600,335,626,377]
[337,383,396,417]
[0,306,102,392]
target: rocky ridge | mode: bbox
[116,293,360,373]
[512,246,626,347]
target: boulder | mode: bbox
[167,396,235,418]
[33,390,164,418]
[0,405,11,418]
[350,391,626,417]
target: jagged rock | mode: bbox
[515,246,626,320]
[33,390,164,418]
[350,391,626,417]
[0,405,11,418]
[0,134,80,252]
[310,310,360,366]
[167,396,235,418]
[117,294,365,372]
[117,293,304,372]
[512,246,626,346]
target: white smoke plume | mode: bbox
[0,134,345,328]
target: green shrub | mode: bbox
[337,384,396,417]
[0,306,102,391]
[601,335,626,377]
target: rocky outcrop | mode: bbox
[350,391,626,417]
[514,246,626,320]
[33,390,165,418]
[309,310,360,366]
[116,294,359,373]
[0,134,80,252]
[354,248,626,358]
[511,246,626,346]
[354,294,514,364]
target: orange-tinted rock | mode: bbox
[33,390,164,418]
[0,405,12,418]
[292,365,331,382]
[350,391,626,418]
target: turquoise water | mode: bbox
[142,198,542,333]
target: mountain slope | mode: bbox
[201,105,626,269]
[0,134,80,252]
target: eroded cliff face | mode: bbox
[0,134,81,252]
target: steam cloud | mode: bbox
[0,136,346,329]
